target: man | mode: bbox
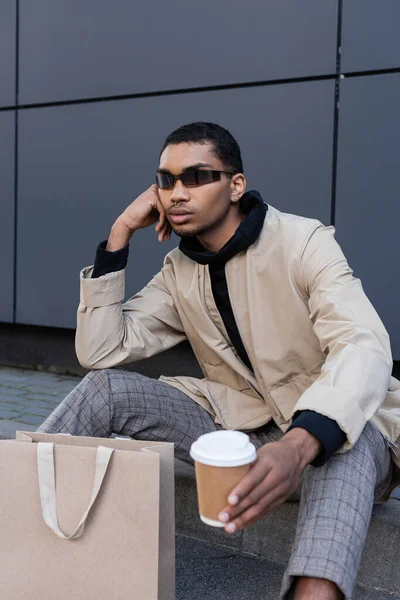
[38,122,400,599]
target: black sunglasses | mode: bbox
[156,169,234,190]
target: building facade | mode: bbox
[1,1,400,360]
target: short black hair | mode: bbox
[160,122,244,174]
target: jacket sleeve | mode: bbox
[75,262,187,370]
[292,223,392,451]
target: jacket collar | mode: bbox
[178,190,268,266]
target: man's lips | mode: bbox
[169,213,193,224]
[168,206,193,215]
[168,207,193,224]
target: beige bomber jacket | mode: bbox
[76,205,400,468]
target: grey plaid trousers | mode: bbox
[37,369,394,599]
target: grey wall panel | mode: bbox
[17,80,334,328]
[341,1,400,72]
[0,1,16,107]
[335,74,400,359]
[0,112,15,322]
[19,0,338,105]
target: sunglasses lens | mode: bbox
[180,171,199,186]
[181,170,220,186]
[156,172,175,189]
[156,170,223,188]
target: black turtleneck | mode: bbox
[178,190,267,372]
[91,190,345,466]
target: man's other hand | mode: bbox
[218,428,321,533]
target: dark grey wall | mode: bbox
[19,1,337,104]
[341,1,400,71]
[0,1,16,107]
[0,112,15,323]
[17,81,334,327]
[335,73,400,357]
[2,1,400,358]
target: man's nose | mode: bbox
[170,179,190,202]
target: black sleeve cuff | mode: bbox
[91,240,129,279]
[287,410,347,467]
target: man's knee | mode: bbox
[78,368,106,388]
[77,368,114,400]
[82,368,144,404]
[84,368,109,378]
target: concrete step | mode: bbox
[176,535,399,600]
[175,460,400,597]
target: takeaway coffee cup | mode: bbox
[190,431,257,527]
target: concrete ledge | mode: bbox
[175,460,400,596]
[0,323,203,379]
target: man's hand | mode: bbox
[121,184,172,241]
[107,185,172,251]
[218,429,321,533]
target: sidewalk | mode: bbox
[0,365,80,437]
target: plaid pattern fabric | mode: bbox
[37,369,393,599]
[37,369,221,463]
[281,420,393,599]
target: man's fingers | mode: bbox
[219,468,286,524]
[155,221,167,234]
[158,220,172,242]
[227,459,272,506]
[157,196,166,222]
[220,471,281,521]
[225,504,263,533]
[224,489,286,533]
[157,212,166,230]
[156,218,166,234]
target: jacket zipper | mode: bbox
[383,435,399,456]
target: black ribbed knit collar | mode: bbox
[178,190,268,266]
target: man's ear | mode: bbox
[230,173,246,200]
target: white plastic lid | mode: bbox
[190,430,256,467]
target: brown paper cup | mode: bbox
[190,431,256,528]
[194,461,252,527]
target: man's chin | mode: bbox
[172,225,204,239]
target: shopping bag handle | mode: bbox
[37,442,114,540]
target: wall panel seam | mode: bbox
[330,0,343,227]
[3,73,337,112]
[13,0,19,322]
[2,69,399,114]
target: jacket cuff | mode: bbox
[80,268,125,307]
[92,240,129,279]
[291,382,368,451]
[287,410,347,467]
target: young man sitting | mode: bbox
[38,122,400,600]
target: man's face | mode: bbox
[157,142,236,239]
